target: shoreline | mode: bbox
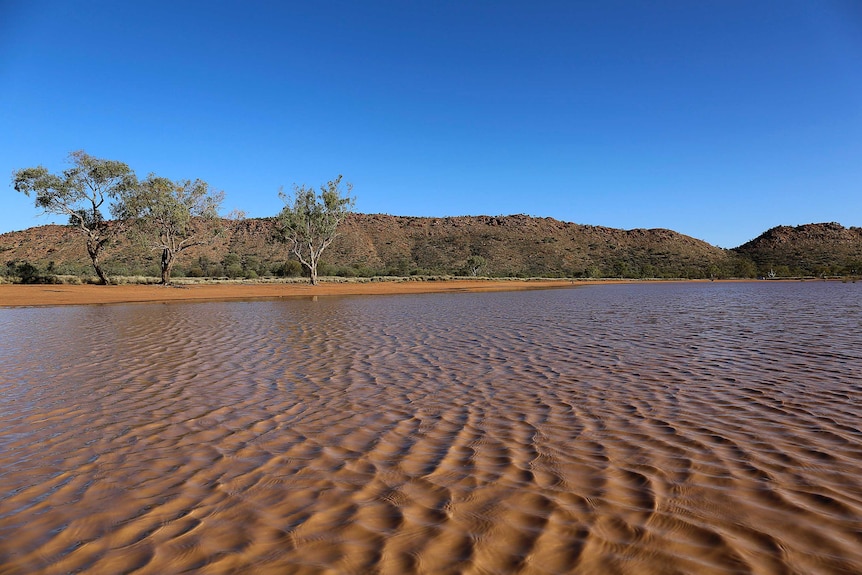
[0,278,744,308]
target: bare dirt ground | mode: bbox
[0,279,600,307]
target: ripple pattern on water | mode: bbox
[1,282,861,574]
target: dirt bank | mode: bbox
[0,279,600,307]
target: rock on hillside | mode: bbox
[734,223,862,276]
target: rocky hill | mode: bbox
[1,215,859,281]
[328,214,736,278]
[733,222,862,276]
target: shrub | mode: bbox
[273,260,303,277]
[5,261,55,284]
[225,264,244,278]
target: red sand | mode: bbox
[0,278,756,308]
[0,279,592,307]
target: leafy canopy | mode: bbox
[277,175,354,283]
[13,150,136,229]
[121,175,224,241]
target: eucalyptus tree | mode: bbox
[276,175,354,285]
[119,175,225,285]
[465,255,487,276]
[12,150,137,284]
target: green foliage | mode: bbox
[186,265,206,277]
[221,252,256,278]
[385,257,415,277]
[731,255,758,278]
[464,254,487,276]
[316,262,337,277]
[4,261,48,283]
[0,260,91,284]
[277,175,354,285]
[773,265,792,277]
[191,255,223,277]
[222,253,241,268]
[585,265,602,278]
[118,175,225,284]
[348,264,379,278]
[225,263,244,278]
[272,260,303,277]
[242,255,264,277]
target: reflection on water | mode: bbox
[1,282,861,574]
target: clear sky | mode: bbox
[2,1,860,248]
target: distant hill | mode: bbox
[733,222,862,277]
[1,215,859,281]
[327,214,736,278]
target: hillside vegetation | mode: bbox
[735,222,862,277]
[2,215,860,282]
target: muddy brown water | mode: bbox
[1,282,860,574]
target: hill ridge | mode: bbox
[2,215,860,280]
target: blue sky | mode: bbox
[2,1,860,248]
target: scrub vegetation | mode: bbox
[6,151,861,284]
[11,151,352,285]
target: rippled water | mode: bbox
[1,282,861,574]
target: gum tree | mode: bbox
[12,150,138,284]
[465,254,487,276]
[118,175,225,285]
[276,175,354,285]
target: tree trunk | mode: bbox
[93,261,109,285]
[309,261,318,285]
[87,239,109,285]
[160,249,174,285]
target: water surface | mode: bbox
[1,282,860,574]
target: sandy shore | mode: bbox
[0,279,600,307]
